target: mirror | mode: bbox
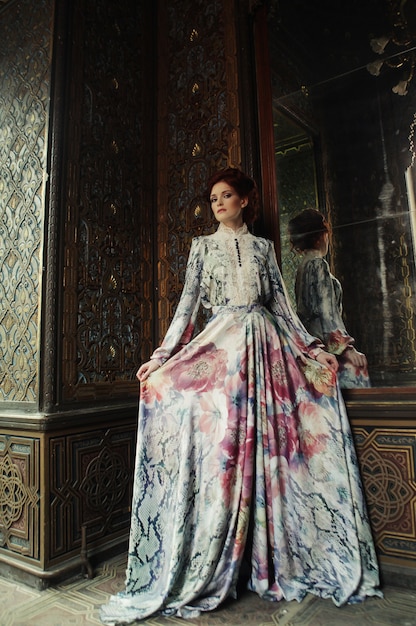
[268,0,416,387]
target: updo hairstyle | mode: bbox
[288,208,330,252]
[205,167,260,225]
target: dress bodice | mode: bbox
[151,224,324,363]
[198,223,273,308]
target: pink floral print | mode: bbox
[101,224,380,626]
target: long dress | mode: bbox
[295,250,371,388]
[100,223,381,624]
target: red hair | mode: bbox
[205,168,260,225]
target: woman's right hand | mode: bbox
[136,359,161,382]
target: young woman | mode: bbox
[288,208,370,388]
[100,169,380,624]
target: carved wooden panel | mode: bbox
[48,426,135,562]
[354,426,416,563]
[0,0,53,403]
[156,0,242,340]
[0,434,40,561]
[62,0,153,401]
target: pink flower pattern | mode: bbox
[171,342,228,393]
[101,227,381,625]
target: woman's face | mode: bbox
[210,181,247,230]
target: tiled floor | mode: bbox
[0,553,416,625]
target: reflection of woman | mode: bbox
[100,170,380,625]
[288,208,371,389]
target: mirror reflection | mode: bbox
[269,0,416,387]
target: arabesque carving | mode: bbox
[62,0,152,400]
[355,427,416,561]
[0,0,52,403]
[156,0,241,339]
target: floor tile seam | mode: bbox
[5,585,106,608]
[46,583,120,603]
[1,595,105,620]
[55,570,121,592]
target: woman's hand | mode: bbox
[316,351,339,373]
[136,360,161,382]
[345,346,367,368]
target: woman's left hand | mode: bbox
[316,351,339,372]
[345,346,367,368]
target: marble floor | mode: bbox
[0,553,416,626]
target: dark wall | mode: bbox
[58,0,155,405]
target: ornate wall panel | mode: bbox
[62,0,153,401]
[0,434,40,561]
[0,0,53,404]
[354,425,416,564]
[48,426,135,562]
[156,0,242,340]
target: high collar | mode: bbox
[216,222,249,237]
[302,248,325,259]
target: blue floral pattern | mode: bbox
[100,224,381,624]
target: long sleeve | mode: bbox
[295,257,353,355]
[265,242,324,359]
[151,238,202,364]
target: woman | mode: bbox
[100,169,380,624]
[288,208,371,389]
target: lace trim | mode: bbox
[301,249,324,260]
[217,222,248,237]
[211,225,260,305]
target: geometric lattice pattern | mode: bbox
[80,448,130,515]
[0,434,40,559]
[0,421,136,570]
[354,426,416,562]
[48,425,136,562]
[0,456,27,529]
[0,553,414,626]
[0,0,52,403]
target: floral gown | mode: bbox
[100,223,381,624]
[295,251,371,388]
